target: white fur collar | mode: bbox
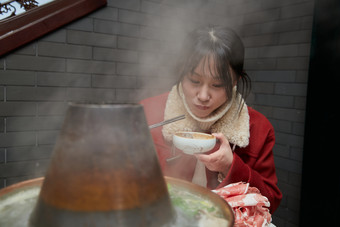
[162,85,250,148]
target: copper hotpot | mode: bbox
[0,103,234,226]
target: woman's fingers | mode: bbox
[195,132,233,174]
[213,132,228,146]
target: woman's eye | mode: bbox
[189,78,200,84]
[213,83,224,88]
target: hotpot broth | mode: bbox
[0,104,233,226]
[0,177,233,227]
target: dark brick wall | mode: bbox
[0,0,315,226]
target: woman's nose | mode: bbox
[197,87,210,102]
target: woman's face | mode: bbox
[182,58,230,118]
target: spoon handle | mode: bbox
[148,115,185,129]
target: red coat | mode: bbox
[141,92,282,213]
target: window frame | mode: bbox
[0,0,107,56]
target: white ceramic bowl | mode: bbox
[173,132,216,155]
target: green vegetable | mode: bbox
[168,185,220,218]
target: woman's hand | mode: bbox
[195,133,233,176]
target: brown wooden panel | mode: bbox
[0,0,107,56]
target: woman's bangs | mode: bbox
[211,54,226,81]
[185,51,206,75]
[191,54,222,80]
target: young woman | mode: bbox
[141,25,282,213]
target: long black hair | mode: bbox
[176,25,251,112]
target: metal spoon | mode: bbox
[148,115,185,129]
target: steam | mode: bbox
[136,0,244,101]
[1,1,248,186]
[2,0,302,189]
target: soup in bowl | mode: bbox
[173,132,216,155]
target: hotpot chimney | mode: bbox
[29,103,175,227]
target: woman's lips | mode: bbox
[195,104,210,110]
